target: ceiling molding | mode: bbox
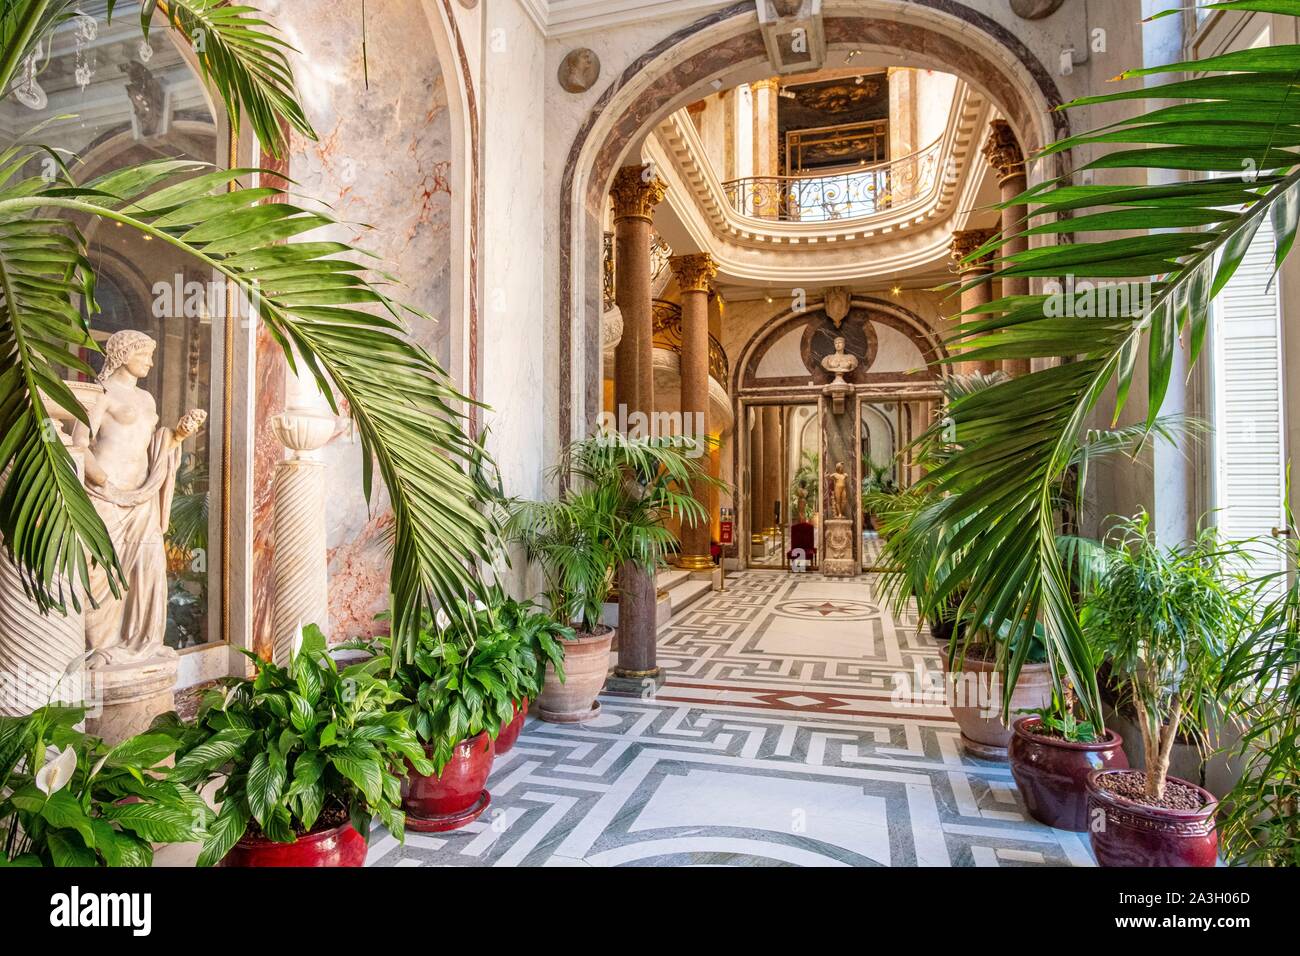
[545,0,735,38]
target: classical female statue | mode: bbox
[72,330,206,667]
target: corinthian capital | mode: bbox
[611,165,667,222]
[982,119,1026,182]
[950,228,996,271]
[668,252,718,294]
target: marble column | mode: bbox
[950,229,999,377]
[761,405,783,535]
[749,411,765,547]
[610,165,667,680]
[0,415,85,716]
[983,120,1031,377]
[270,408,336,666]
[750,78,781,216]
[669,253,718,572]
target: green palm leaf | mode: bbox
[930,0,1300,724]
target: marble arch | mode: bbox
[558,0,1070,449]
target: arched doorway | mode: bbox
[556,0,1069,450]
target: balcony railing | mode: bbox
[720,138,943,223]
[652,299,729,385]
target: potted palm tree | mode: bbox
[167,625,430,866]
[507,431,718,722]
[1080,513,1248,867]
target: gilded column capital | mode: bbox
[982,119,1026,183]
[750,77,780,95]
[950,228,997,271]
[611,165,667,222]
[668,252,718,294]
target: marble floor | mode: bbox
[367,571,1095,867]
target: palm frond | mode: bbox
[931,6,1300,724]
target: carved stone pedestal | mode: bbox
[821,518,857,577]
[86,655,178,745]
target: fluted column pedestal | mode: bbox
[270,409,335,666]
[950,229,998,377]
[610,166,667,682]
[0,420,85,716]
[669,252,717,572]
[984,120,1031,377]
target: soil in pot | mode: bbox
[537,626,614,723]
[403,731,494,832]
[942,644,1052,760]
[1009,716,1128,831]
[494,699,528,755]
[1086,769,1218,867]
[220,803,367,867]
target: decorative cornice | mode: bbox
[669,252,718,293]
[950,228,996,270]
[982,119,1026,183]
[610,165,668,222]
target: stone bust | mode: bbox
[821,336,859,385]
[72,330,206,667]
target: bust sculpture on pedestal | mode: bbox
[821,336,858,414]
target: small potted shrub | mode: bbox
[168,625,431,866]
[508,431,716,722]
[1080,514,1246,867]
[1,705,210,866]
[357,596,564,831]
[1009,694,1128,831]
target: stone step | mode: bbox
[666,578,712,617]
[655,567,692,592]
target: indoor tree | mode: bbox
[0,0,498,654]
[920,0,1300,724]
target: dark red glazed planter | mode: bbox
[1086,769,1218,867]
[219,822,367,867]
[402,730,494,832]
[1009,716,1128,831]
[494,700,528,755]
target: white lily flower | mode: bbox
[434,608,450,632]
[35,745,77,796]
[291,620,305,659]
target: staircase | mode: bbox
[602,566,716,629]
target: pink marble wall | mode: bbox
[258,0,457,643]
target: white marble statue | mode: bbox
[72,330,206,667]
[821,336,859,385]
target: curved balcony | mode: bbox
[720,140,943,223]
[653,299,729,385]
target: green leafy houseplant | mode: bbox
[0,0,497,651]
[1081,512,1249,802]
[354,595,568,773]
[918,0,1300,727]
[1,705,210,866]
[166,625,432,865]
[506,432,721,632]
[1218,498,1300,866]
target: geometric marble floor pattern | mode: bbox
[366,571,1095,867]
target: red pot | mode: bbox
[494,700,528,755]
[1009,716,1128,831]
[219,822,367,867]
[402,730,494,832]
[1086,769,1218,867]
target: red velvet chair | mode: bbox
[787,522,816,569]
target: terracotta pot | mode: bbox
[402,731,494,832]
[537,626,613,723]
[219,821,367,867]
[494,699,528,755]
[1010,716,1128,830]
[1086,769,1218,867]
[941,651,1052,760]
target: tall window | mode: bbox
[1211,212,1286,578]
